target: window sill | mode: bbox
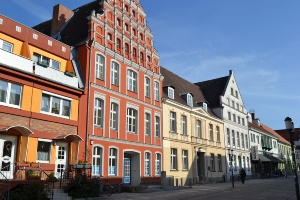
[210,170,216,172]
[170,169,178,171]
[94,125,103,128]
[127,132,137,134]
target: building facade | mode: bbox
[0,14,83,179]
[161,67,225,186]
[34,0,163,185]
[195,70,251,181]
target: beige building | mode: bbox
[161,67,225,186]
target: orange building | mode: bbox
[34,0,163,185]
[0,14,84,179]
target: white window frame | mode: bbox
[187,93,193,107]
[232,130,235,146]
[92,146,103,176]
[145,77,150,98]
[241,133,245,148]
[210,154,215,171]
[145,112,151,136]
[111,61,119,86]
[216,126,220,142]
[171,148,177,170]
[218,154,222,171]
[155,116,160,138]
[36,139,52,163]
[209,124,213,141]
[127,69,137,92]
[196,120,201,138]
[108,148,117,176]
[40,92,71,118]
[154,81,159,101]
[170,111,176,132]
[33,52,60,70]
[181,115,187,135]
[127,107,137,133]
[144,152,151,176]
[182,150,188,170]
[237,132,240,148]
[155,153,161,175]
[0,80,22,108]
[168,87,174,99]
[0,40,13,52]
[94,98,104,127]
[227,128,230,145]
[110,102,118,130]
[96,54,105,80]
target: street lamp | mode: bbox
[285,117,300,200]
[228,148,234,187]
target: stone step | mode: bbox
[52,189,72,200]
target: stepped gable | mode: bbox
[33,1,100,46]
[160,66,217,117]
[194,76,229,108]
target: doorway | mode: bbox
[54,142,68,178]
[0,135,17,179]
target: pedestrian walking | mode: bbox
[240,168,246,184]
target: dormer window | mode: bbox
[187,93,193,107]
[203,102,207,111]
[168,87,174,99]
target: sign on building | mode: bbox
[251,146,259,160]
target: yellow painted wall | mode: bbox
[51,145,56,164]
[18,136,29,162]
[28,46,68,72]
[31,88,42,113]
[71,99,79,121]
[27,137,38,162]
[0,33,22,54]
[21,85,33,111]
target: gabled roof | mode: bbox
[160,66,217,117]
[194,76,229,108]
[33,1,101,46]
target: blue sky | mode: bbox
[1,0,300,130]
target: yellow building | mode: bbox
[161,67,225,186]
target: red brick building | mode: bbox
[34,0,163,185]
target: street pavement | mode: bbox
[98,176,299,200]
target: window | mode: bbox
[127,108,137,133]
[181,115,187,135]
[124,5,129,12]
[155,153,161,175]
[145,113,151,136]
[227,128,230,145]
[238,116,241,124]
[182,150,188,170]
[110,102,118,129]
[109,148,117,175]
[196,120,201,138]
[107,33,112,40]
[140,52,144,62]
[116,18,121,26]
[96,54,105,80]
[250,133,253,142]
[232,130,235,146]
[132,47,137,58]
[231,88,234,95]
[171,148,177,170]
[94,98,104,127]
[127,69,137,92]
[125,23,129,31]
[125,43,129,54]
[242,118,245,126]
[132,28,137,36]
[232,101,235,109]
[233,114,236,122]
[243,156,246,168]
[253,134,256,143]
[111,61,119,86]
[0,80,22,107]
[216,126,220,142]
[33,53,55,68]
[116,38,121,49]
[228,112,231,120]
[145,77,150,98]
[209,124,213,141]
[235,91,239,98]
[168,87,174,99]
[241,133,245,148]
[36,140,51,163]
[170,111,176,132]
[236,103,239,111]
[273,141,277,148]
[233,155,237,169]
[41,93,71,117]
[218,154,222,171]
[155,116,160,138]
[92,146,102,175]
[154,81,159,101]
[0,40,13,52]
[140,33,144,41]
[187,93,193,107]
[237,132,240,147]
[245,135,249,149]
[247,157,250,171]
[132,10,136,17]
[147,55,151,62]
[145,152,151,176]
[256,135,259,144]
[210,154,215,171]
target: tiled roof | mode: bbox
[194,76,229,108]
[275,128,300,143]
[33,1,100,46]
[260,124,290,145]
[160,67,218,118]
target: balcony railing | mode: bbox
[0,49,78,88]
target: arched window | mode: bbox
[125,43,129,54]
[132,47,137,58]
[92,146,102,175]
[116,38,121,49]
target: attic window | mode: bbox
[33,33,38,40]
[187,93,193,107]
[168,87,174,99]
[62,46,66,52]
[0,18,3,25]
[235,90,239,98]
[48,40,52,46]
[203,103,207,111]
[16,26,21,32]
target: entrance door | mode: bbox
[123,158,130,184]
[55,142,68,178]
[197,152,201,177]
[0,135,17,179]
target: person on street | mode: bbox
[240,168,246,184]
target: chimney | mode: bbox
[229,70,233,75]
[51,4,73,36]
